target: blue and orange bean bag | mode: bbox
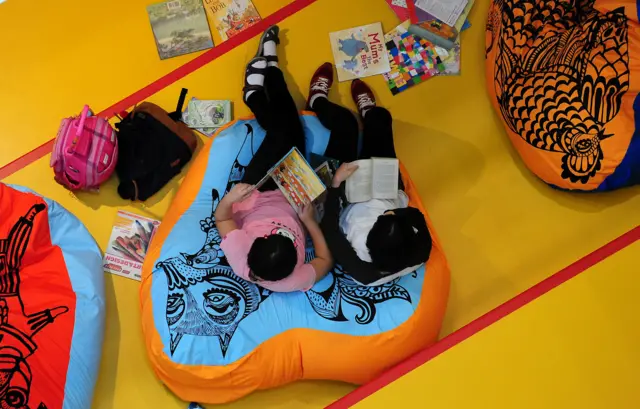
[486,0,640,191]
[0,183,105,409]
[140,114,450,404]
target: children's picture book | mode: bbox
[203,0,261,42]
[346,158,400,203]
[256,148,327,212]
[329,23,391,82]
[383,23,443,95]
[147,0,214,60]
[103,211,161,281]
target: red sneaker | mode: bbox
[306,62,334,110]
[351,79,376,117]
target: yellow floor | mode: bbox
[357,240,640,409]
[2,0,640,407]
[0,0,295,167]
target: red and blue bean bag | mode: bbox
[0,183,104,409]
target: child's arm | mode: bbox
[215,184,254,237]
[299,205,333,283]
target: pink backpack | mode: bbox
[51,105,119,191]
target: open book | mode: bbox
[255,148,327,212]
[346,158,400,203]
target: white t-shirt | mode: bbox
[339,191,421,285]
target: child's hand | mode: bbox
[298,204,317,225]
[224,183,254,204]
[332,162,359,188]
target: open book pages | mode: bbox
[346,158,399,203]
[256,147,327,212]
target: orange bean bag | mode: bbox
[139,114,450,404]
[486,0,640,191]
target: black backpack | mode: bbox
[115,89,198,201]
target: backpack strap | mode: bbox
[71,105,92,157]
[169,88,188,122]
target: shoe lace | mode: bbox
[356,94,375,110]
[311,77,330,93]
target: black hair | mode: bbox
[366,214,415,272]
[247,234,297,282]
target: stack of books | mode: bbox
[406,0,475,50]
[377,0,475,94]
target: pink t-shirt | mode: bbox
[220,190,316,292]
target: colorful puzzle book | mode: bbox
[103,211,161,281]
[255,148,327,212]
[329,23,391,82]
[147,0,214,60]
[383,23,444,95]
[203,0,262,42]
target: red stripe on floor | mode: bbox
[0,0,316,181]
[327,225,640,408]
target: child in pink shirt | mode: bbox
[219,189,320,292]
[215,26,333,292]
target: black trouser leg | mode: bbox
[359,107,396,159]
[359,107,404,191]
[313,98,359,163]
[242,67,306,190]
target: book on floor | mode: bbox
[414,0,468,27]
[147,0,214,60]
[436,40,460,76]
[203,0,262,43]
[182,97,232,136]
[383,22,444,95]
[103,211,161,281]
[255,148,327,212]
[329,22,391,82]
[409,0,475,50]
[346,158,400,203]
[384,0,414,22]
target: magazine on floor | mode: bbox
[103,211,161,281]
[255,148,327,212]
